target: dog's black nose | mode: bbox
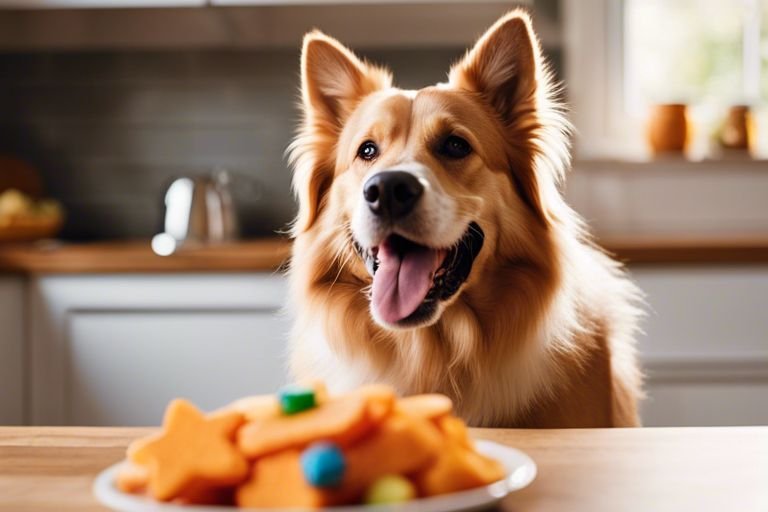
[363,171,424,219]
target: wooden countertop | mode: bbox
[0,426,765,511]
[0,236,766,274]
[0,238,292,274]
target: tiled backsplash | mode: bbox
[0,47,561,240]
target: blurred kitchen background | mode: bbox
[0,0,766,428]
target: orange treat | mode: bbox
[398,394,453,420]
[218,394,280,422]
[436,415,473,449]
[236,450,349,508]
[115,462,149,494]
[217,381,330,422]
[128,399,248,501]
[237,385,395,459]
[338,412,442,497]
[415,441,505,496]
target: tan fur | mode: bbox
[287,10,643,428]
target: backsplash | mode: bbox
[0,47,561,240]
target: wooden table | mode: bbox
[0,427,766,511]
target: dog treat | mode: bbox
[436,415,474,449]
[364,475,417,504]
[236,450,346,508]
[128,399,248,501]
[217,381,329,421]
[397,393,453,420]
[237,384,395,458]
[414,429,505,496]
[337,411,442,495]
[118,385,505,507]
[114,462,149,494]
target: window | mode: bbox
[564,0,768,159]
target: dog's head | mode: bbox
[290,10,569,331]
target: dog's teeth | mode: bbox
[364,254,378,276]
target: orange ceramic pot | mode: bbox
[647,103,689,155]
[720,105,753,150]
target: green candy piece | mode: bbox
[364,475,417,505]
[278,385,317,415]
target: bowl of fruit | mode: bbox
[0,188,63,242]
[0,157,63,242]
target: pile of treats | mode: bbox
[116,383,505,508]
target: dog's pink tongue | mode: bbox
[371,238,445,324]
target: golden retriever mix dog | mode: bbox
[287,10,643,427]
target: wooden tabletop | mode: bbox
[0,426,765,511]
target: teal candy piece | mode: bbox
[300,442,346,488]
[278,385,316,415]
[364,474,417,504]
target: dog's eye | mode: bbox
[438,135,472,159]
[357,141,379,161]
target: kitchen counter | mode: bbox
[0,236,767,274]
[0,426,765,511]
[0,238,292,273]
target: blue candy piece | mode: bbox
[300,442,346,488]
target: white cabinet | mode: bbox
[632,266,768,426]
[0,276,25,425]
[29,273,289,426]
[12,265,768,427]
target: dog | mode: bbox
[286,9,643,428]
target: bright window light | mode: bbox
[624,0,766,115]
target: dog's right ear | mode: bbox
[301,32,391,129]
[291,32,391,233]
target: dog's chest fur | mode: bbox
[294,305,571,427]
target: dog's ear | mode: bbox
[301,31,390,129]
[292,32,391,233]
[449,11,538,126]
[450,11,563,226]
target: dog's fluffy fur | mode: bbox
[287,10,643,427]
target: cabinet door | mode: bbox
[30,273,289,426]
[632,266,768,426]
[0,276,25,425]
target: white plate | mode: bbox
[93,440,536,512]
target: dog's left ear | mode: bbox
[449,10,538,126]
[450,12,561,225]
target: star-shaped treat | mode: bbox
[128,399,248,501]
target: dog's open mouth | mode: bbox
[359,222,484,326]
